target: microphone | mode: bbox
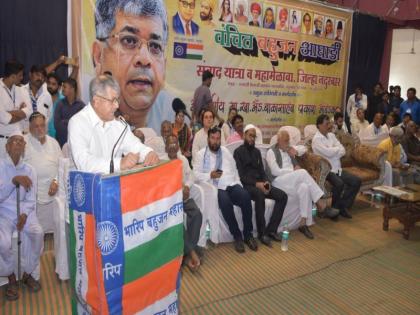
[172,98,191,120]
[109,115,129,173]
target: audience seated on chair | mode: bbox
[234,124,288,247]
[23,112,62,234]
[172,110,192,160]
[359,113,388,147]
[226,114,244,144]
[312,114,361,219]
[0,133,43,301]
[351,108,369,136]
[165,135,203,270]
[332,112,348,137]
[193,127,258,253]
[192,109,225,163]
[222,107,237,140]
[266,130,327,239]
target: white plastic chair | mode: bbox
[145,136,167,160]
[255,126,263,144]
[304,125,318,142]
[139,127,158,140]
[225,141,242,156]
[279,126,302,146]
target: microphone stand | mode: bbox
[110,116,129,173]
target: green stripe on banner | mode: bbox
[186,54,202,60]
[69,210,78,315]
[124,223,184,284]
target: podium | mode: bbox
[68,160,183,315]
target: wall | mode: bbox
[389,28,420,94]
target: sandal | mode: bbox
[5,282,19,301]
[22,273,41,292]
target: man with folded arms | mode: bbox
[68,75,159,173]
[193,127,257,253]
[0,133,43,300]
[267,130,326,239]
[312,114,361,219]
[234,124,288,247]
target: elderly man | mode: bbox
[92,0,174,133]
[23,112,62,233]
[68,75,159,173]
[166,135,202,270]
[0,60,31,158]
[267,131,326,239]
[351,108,369,136]
[401,121,420,184]
[312,115,361,219]
[378,127,413,186]
[234,125,288,247]
[0,133,43,300]
[359,113,389,147]
[193,127,257,253]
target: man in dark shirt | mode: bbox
[233,124,288,247]
[402,121,420,164]
[54,78,85,147]
[390,85,403,123]
[367,83,384,123]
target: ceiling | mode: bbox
[324,0,420,21]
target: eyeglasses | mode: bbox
[99,32,164,58]
[179,0,195,9]
[95,94,120,105]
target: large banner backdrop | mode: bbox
[78,0,352,138]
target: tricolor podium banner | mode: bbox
[78,0,351,138]
[68,161,184,315]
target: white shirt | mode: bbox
[358,123,389,147]
[266,148,295,178]
[346,93,368,122]
[178,152,194,188]
[23,134,62,204]
[0,78,31,136]
[222,122,234,140]
[192,128,226,164]
[68,103,153,173]
[351,119,369,135]
[312,130,345,173]
[193,146,241,190]
[21,83,52,123]
[0,156,36,220]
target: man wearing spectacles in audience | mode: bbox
[68,75,159,173]
[92,0,174,135]
[173,0,200,36]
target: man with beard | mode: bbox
[92,0,174,134]
[200,0,216,26]
[24,112,62,233]
[46,73,64,138]
[21,65,53,128]
[193,127,258,253]
[0,60,31,158]
[234,124,288,247]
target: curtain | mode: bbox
[0,0,68,82]
[346,12,387,99]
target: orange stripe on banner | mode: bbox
[122,257,182,315]
[85,215,109,315]
[187,43,203,50]
[120,160,182,213]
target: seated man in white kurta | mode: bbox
[266,131,325,239]
[24,112,62,233]
[359,113,388,147]
[0,133,43,300]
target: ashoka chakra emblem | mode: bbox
[73,174,85,207]
[97,221,119,256]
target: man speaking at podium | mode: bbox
[68,75,159,173]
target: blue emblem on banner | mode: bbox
[173,42,187,59]
[73,174,86,207]
[97,221,119,256]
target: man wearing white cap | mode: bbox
[0,132,43,300]
[234,124,288,247]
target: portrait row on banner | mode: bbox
[76,0,352,139]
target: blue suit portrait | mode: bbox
[172,12,199,36]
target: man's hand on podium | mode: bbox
[143,151,159,167]
[121,153,139,170]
